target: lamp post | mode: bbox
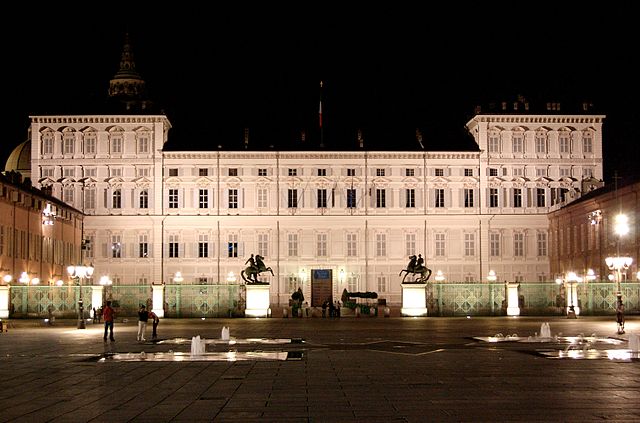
[605,212,631,334]
[557,271,582,318]
[19,272,39,315]
[67,264,94,329]
[434,270,445,282]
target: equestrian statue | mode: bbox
[399,254,432,283]
[241,253,274,284]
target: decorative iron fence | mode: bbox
[6,282,639,318]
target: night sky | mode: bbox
[3,5,638,184]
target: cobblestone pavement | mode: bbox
[0,315,638,422]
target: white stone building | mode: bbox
[18,38,605,309]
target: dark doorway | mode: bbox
[311,269,332,307]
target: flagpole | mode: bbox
[319,80,324,148]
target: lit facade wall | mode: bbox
[29,113,605,306]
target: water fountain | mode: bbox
[539,322,551,338]
[190,335,206,356]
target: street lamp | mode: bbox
[434,270,445,282]
[67,264,94,329]
[605,211,631,334]
[19,272,39,315]
[559,271,582,318]
[487,270,497,282]
[99,275,113,301]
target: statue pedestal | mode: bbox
[401,282,428,317]
[245,284,270,318]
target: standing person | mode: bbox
[137,304,149,342]
[102,301,115,342]
[92,307,98,323]
[148,309,160,339]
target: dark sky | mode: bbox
[3,5,638,184]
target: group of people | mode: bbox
[321,300,341,318]
[99,301,160,342]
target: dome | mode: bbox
[5,140,31,180]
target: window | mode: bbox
[199,189,208,208]
[376,189,386,208]
[464,189,474,208]
[112,189,122,209]
[288,189,298,208]
[347,274,358,292]
[464,168,473,177]
[138,135,149,154]
[110,168,122,177]
[228,189,238,209]
[559,134,570,153]
[535,135,546,153]
[42,168,55,178]
[228,168,238,176]
[169,237,179,258]
[512,168,524,177]
[512,135,523,153]
[84,235,94,259]
[405,168,414,176]
[168,168,178,177]
[536,168,547,177]
[582,134,593,153]
[258,168,267,176]
[317,168,326,176]
[376,233,386,257]
[435,233,445,257]
[317,189,327,208]
[347,168,355,176]
[63,168,75,178]
[435,189,445,208]
[112,236,122,258]
[85,188,96,209]
[63,186,74,203]
[198,234,209,258]
[42,134,54,155]
[489,168,498,177]
[258,233,268,257]
[139,190,149,209]
[559,168,571,177]
[347,233,357,257]
[405,233,416,256]
[63,134,75,155]
[137,168,149,177]
[490,233,500,256]
[435,168,444,177]
[489,188,499,208]
[347,189,356,208]
[288,233,298,257]
[287,276,299,293]
[169,189,178,208]
[199,168,208,176]
[537,232,547,257]
[111,136,122,154]
[513,188,522,208]
[85,135,96,154]
[514,233,524,257]
[583,167,594,179]
[406,189,415,208]
[464,233,475,256]
[228,235,238,257]
[257,188,267,208]
[488,135,500,153]
[139,234,148,258]
[376,168,385,176]
[377,275,387,293]
[536,188,545,207]
[317,233,327,257]
[288,168,297,176]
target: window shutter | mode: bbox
[239,242,245,258]
[400,189,405,208]
[387,188,393,208]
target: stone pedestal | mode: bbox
[401,282,428,317]
[506,282,520,316]
[0,285,9,319]
[245,284,270,318]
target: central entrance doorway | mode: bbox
[311,269,333,307]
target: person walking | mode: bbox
[149,309,160,339]
[137,304,149,342]
[102,301,115,342]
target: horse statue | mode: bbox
[241,254,274,284]
[399,254,432,283]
